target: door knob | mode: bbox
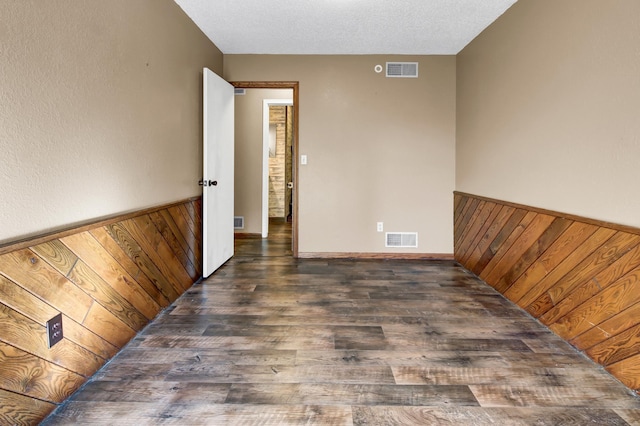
[198,180,218,187]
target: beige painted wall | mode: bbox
[457,0,640,228]
[234,89,293,234]
[225,56,456,253]
[0,0,222,244]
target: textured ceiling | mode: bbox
[174,0,518,55]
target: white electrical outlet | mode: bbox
[377,222,384,232]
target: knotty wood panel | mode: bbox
[0,342,84,403]
[454,192,640,392]
[0,273,118,360]
[0,303,103,377]
[0,197,202,424]
[0,389,55,426]
[0,249,93,324]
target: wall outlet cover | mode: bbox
[46,313,63,348]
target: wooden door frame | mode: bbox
[230,81,300,258]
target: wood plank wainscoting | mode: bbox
[0,198,202,424]
[454,191,640,392]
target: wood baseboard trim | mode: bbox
[234,233,263,239]
[298,252,454,260]
[0,196,202,256]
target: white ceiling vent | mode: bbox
[386,232,418,248]
[386,62,418,78]
[234,216,244,229]
[234,88,246,96]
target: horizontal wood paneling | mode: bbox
[0,198,202,424]
[454,192,640,393]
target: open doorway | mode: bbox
[263,99,293,238]
[231,82,299,257]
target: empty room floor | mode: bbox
[43,221,640,425]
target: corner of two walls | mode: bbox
[455,0,640,392]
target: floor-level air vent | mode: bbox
[234,88,246,96]
[386,232,418,248]
[386,62,419,78]
[234,216,244,229]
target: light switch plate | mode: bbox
[300,155,308,165]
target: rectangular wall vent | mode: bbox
[234,88,246,96]
[386,62,419,78]
[234,216,244,229]
[386,232,418,248]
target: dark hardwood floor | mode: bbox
[43,219,640,425]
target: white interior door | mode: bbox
[203,68,234,277]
